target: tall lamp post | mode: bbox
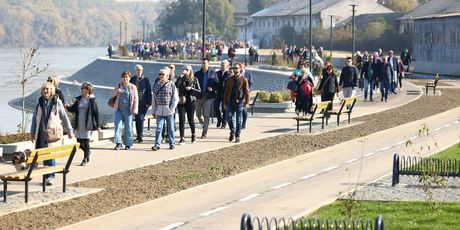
[329,15,333,58]
[292,16,296,46]
[244,17,248,66]
[119,21,122,46]
[351,4,357,60]
[124,22,128,44]
[142,20,146,41]
[202,0,206,59]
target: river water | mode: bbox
[0,47,105,133]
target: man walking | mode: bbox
[240,64,253,129]
[195,58,217,138]
[223,63,250,143]
[388,50,399,94]
[215,60,229,129]
[151,68,179,151]
[130,64,152,143]
[339,57,359,98]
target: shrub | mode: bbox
[258,91,270,102]
[280,91,291,101]
[269,92,284,103]
[0,133,30,144]
[118,45,129,57]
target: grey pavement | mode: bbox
[1,81,456,229]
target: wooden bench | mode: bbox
[329,97,356,126]
[292,101,331,132]
[402,65,415,79]
[425,74,440,95]
[248,90,259,115]
[1,143,79,203]
[145,113,154,130]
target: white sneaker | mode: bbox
[46,178,54,186]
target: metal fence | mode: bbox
[392,153,460,186]
[241,213,384,230]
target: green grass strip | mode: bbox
[309,200,460,230]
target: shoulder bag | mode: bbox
[45,104,63,142]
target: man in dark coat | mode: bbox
[130,64,152,143]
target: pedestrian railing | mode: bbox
[241,213,384,230]
[392,154,460,186]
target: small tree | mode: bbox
[17,47,49,133]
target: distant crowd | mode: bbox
[108,39,259,63]
[287,47,413,115]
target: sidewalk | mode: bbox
[0,81,422,210]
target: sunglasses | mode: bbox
[169,67,174,69]
[159,73,165,76]
[47,80,53,82]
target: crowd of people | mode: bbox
[287,47,413,114]
[29,58,254,186]
[125,40,255,62]
[30,43,412,186]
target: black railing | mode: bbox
[392,153,460,186]
[241,213,384,230]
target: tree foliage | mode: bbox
[0,0,159,47]
[248,0,280,15]
[378,0,418,12]
[157,0,236,40]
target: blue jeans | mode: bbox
[114,110,134,147]
[379,80,389,100]
[44,159,56,179]
[227,103,243,137]
[364,79,375,100]
[134,108,147,139]
[155,114,175,148]
[242,108,248,128]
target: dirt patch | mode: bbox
[407,79,453,87]
[1,89,460,229]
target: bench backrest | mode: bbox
[309,101,331,119]
[339,97,356,113]
[27,143,80,164]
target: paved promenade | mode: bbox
[1,81,445,229]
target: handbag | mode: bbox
[45,104,63,142]
[108,83,121,108]
[287,80,298,91]
[179,96,186,105]
[107,96,117,108]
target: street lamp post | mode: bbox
[142,20,146,41]
[244,17,248,66]
[292,16,296,46]
[124,22,128,44]
[329,15,333,58]
[119,21,122,46]
[351,4,357,60]
[202,0,206,59]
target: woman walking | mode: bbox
[295,68,313,115]
[67,82,101,166]
[175,65,201,144]
[318,62,339,111]
[30,82,73,186]
[112,71,138,150]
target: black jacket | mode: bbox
[67,96,100,131]
[130,75,152,108]
[319,70,339,95]
[194,68,218,99]
[175,76,201,102]
[339,66,359,88]
[216,70,228,98]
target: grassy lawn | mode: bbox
[309,200,460,230]
[431,144,460,159]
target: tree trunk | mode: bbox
[21,84,25,133]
